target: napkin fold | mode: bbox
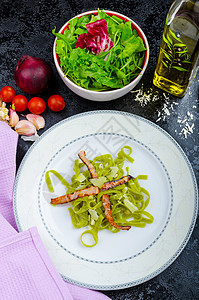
[0,121,18,230]
[0,122,110,300]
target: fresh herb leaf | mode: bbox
[172,66,189,71]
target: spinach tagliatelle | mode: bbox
[45,146,154,247]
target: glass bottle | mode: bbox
[153,0,199,97]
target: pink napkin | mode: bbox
[0,121,110,300]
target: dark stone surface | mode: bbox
[0,0,198,299]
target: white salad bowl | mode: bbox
[53,10,149,101]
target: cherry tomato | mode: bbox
[0,86,16,103]
[12,95,28,112]
[28,97,46,115]
[48,95,65,112]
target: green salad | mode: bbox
[53,10,146,91]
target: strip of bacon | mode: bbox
[51,186,99,205]
[78,150,98,179]
[102,194,131,231]
[101,175,134,191]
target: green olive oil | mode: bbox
[153,0,199,97]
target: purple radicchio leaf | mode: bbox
[76,19,114,55]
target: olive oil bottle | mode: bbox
[153,0,199,97]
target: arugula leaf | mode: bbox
[75,27,87,35]
[121,21,133,44]
[77,15,91,28]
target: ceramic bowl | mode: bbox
[53,10,149,101]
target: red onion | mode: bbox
[14,55,52,94]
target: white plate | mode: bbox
[13,110,198,290]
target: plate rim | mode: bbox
[13,110,198,290]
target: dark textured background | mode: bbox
[0,0,198,299]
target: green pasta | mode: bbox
[46,146,154,247]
